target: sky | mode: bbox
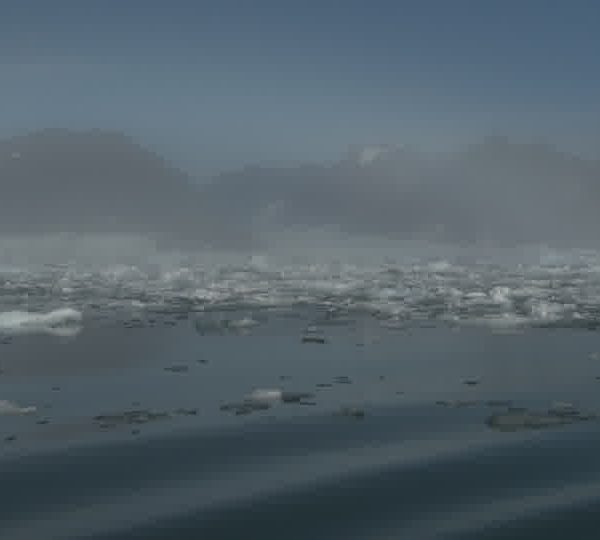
[1,0,599,178]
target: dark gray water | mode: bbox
[2,307,600,539]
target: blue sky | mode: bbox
[1,0,599,177]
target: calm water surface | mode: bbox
[2,308,600,539]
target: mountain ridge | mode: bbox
[2,129,599,250]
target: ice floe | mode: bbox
[0,308,82,337]
[0,399,37,415]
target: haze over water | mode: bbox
[2,2,600,539]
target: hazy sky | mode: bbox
[1,0,599,177]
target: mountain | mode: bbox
[197,137,600,248]
[2,129,599,250]
[0,129,195,232]
[0,129,251,249]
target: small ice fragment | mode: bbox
[486,400,513,408]
[486,405,598,432]
[227,317,259,329]
[0,308,82,337]
[0,399,37,415]
[247,389,283,403]
[302,324,326,343]
[281,391,314,403]
[174,408,198,416]
[547,402,579,417]
[486,411,538,431]
[336,406,366,419]
[435,399,479,408]
[302,335,326,344]
[93,410,170,426]
[220,401,271,414]
[194,318,225,335]
[164,365,189,373]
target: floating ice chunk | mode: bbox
[248,389,316,404]
[247,389,283,404]
[528,301,564,321]
[220,401,271,415]
[0,399,37,415]
[490,286,512,306]
[464,291,487,300]
[0,308,82,336]
[163,364,189,373]
[427,260,452,272]
[227,317,260,329]
[486,405,598,432]
[436,399,480,408]
[335,406,366,419]
[486,410,567,431]
[194,315,260,335]
[302,335,327,344]
[462,314,529,331]
[281,391,315,403]
[220,388,315,415]
[93,409,170,427]
[194,317,225,335]
[547,401,579,417]
[302,325,327,343]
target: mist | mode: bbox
[1,129,600,270]
[2,2,600,266]
[192,135,600,255]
